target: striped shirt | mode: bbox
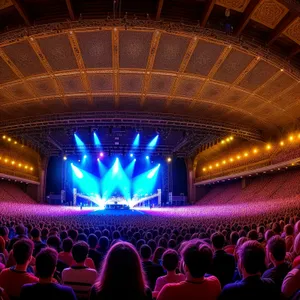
[62,266,98,299]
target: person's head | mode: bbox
[88,234,98,249]
[62,238,73,253]
[95,242,146,296]
[36,248,57,279]
[211,232,225,250]
[162,249,179,272]
[247,230,258,241]
[294,233,300,255]
[13,239,34,265]
[284,224,294,236]
[230,231,239,245]
[15,225,26,236]
[68,229,78,241]
[153,246,165,264]
[267,235,286,265]
[31,228,41,240]
[99,236,109,251]
[238,240,265,278]
[182,240,213,278]
[140,244,152,261]
[72,241,88,264]
[265,229,275,242]
[46,235,61,252]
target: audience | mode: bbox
[219,241,277,299]
[140,244,164,291]
[211,232,235,287]
[62,242,97,299]
[153,249,185,297]
[157,240,221,300]
[262,236,291,292]
[0,239,38,299]
[20,248,76,300]
[90,242,152,300]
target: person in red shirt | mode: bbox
[157,240,221,300]
[0,239,38,299]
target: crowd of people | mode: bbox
[0,201,300,300]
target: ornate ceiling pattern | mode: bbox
[0,23,298,137]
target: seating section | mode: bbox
[197,169,300,205]
[0,182,35,204]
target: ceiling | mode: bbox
[0,0,299,156]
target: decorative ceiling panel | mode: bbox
[3,41,46,77]
[0,0,12,10]
[168,99,191,113]
[254,102,281,116]
[22,102,49,115]
[265,111,293,126]
[153,33,190,71]
[272,83,300,109]
[57,74,85,94]
[88,73,114,92]
[216,0,250,12]
[256,73,296,99]
[0,56,18,84]
[42,98,67,113]
[149,74,176,95]
[119,73,143,93]
[284,17,300,45]
[284,102,300,119]
[67,96,90,110]
[251,0,289,29]
[186,40,225,76]
[37,34,78,71]
[143,97,167,112]
[119,31,153,69]
[0,88,10,104]
[213,49,254,83]
[175,77,204,98]
[28,77,59,97]
[220,88,249,106]
[76,31,112,69]
[93,96,115,110]
[119,96,141,110]
[199,82,227,101]
[5,83,34,100]
[240,95,266,111]
[238,60,279,91]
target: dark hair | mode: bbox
[68,229,78,241]
[162,249,179,271]
[230,232,239,245]
[88,234,98,249]
[239,240,265,275]
[36,248,57,279]
[153,247,165,264]
[211,232,224,249]
[13,239,33,265]
[140,244,152,260]
[284,224,294,236]
[47,235,61,251]
[31,228,40,239]
[99,236,109,251]
[95,242,147,298]
[16,225,26,236]
[182,240,213,278]
[72,241,88,263]
[247,230,258,241]
[62,238,73,253]
[267,235,286,262]
[77,233,88,243]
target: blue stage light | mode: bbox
[130,153,134,158]
[83,155,87,159]
[146,156,149,160]
[113,158,119,174]
[93,132,101,147]
[133,133,140,147]
[147,164,160,179]
[71,163,83,179]
[74,134,85,147]
[148,135,159,148]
